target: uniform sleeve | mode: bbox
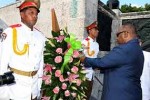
[82,40,88,56]
[148,54,150,100]
[37,37,46,97]
[0,28,12,75]
[36,31,46,77]
[97,43,99,58]
[37,54,44,97]
[141,52,150,100]
[84,46,130,68]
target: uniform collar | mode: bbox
[88,36,96,42]
[21,22,32,31]
[127,38,138,44]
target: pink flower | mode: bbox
[71,93,77,97]
[42,75,51,80]
[45,79,51,85]
[68,74,79,82]
[69,57,73,63]
[76,79,82,86]
[44,64,52,73]
[42,75,51,85]
[65,78,69,81]
[73,50,80,58]
[71,66,78,73]
[55,35,65,42]
[65,90,70,97]
[41,96,50,100]
[54,56,62,63]
[61,83,67,90]
[53,86,60,94]
[56,48,63,54]
[55,70,61,77]
[59,75,65,82]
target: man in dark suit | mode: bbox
[80,23,144,100]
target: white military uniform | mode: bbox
[141,51,150,100]
[82,36,99,81]
[0,23,45,100]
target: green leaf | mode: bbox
[52,31,60,37]
[53,94,57,100]
[74,60,80,66]
[71,86,78,90]
[77,95,81,100]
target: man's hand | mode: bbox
[78,51,86,63]
[82,44,89,49]
[80,56,86,63]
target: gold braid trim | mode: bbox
[87,41,95,56]
[12,28,29,55]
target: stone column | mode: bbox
[111,9,122,49]
[84,0,98,38]
[36,0,87,39]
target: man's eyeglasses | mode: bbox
[116,31,128,37]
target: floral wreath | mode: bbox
[42,29,87,100]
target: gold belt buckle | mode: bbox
[30,71,34,77]
[30,71,37,77]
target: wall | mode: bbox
[121,11,150,42]
[120,11,150,20]
[0,0,98,40]
[110,10,150,48]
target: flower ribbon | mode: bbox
[61,34,81,73]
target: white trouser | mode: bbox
[0,86,9,100]
[85,67,94,81]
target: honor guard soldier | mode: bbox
[82,21,99,99]
[0,0,45,100]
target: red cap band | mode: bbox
[86,21,98,30]
[17,1,38,11]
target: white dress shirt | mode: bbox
[141,51,150,100]
[82,36,99,81]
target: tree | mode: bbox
[145,3,150,11]
[120,3,150,13]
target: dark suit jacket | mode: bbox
[84,39,144,100]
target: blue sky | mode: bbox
[0,0,16,8]
[0,0,149,8]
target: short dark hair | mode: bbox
[122,23,137,34]
[86,29,90,34]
